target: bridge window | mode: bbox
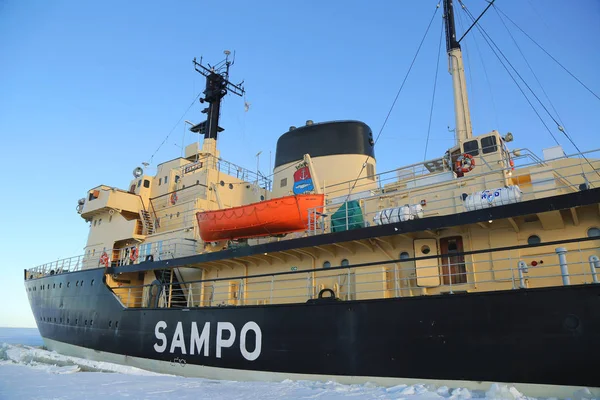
[463,140,479,156]
[159,178,162,186]
[280,178,287,188]
[143,179,150,188]
[164,176,168,184]
[481,135,498,154]
[323,261,331,268]
[341,259,349,267]
[400,251,410,260]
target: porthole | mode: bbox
[587,227,600,238]
[115,321,119,328]
[81,281,84,286]
[76,281,79,287]
[527,235,541,245]
[75,319,78,325]
[109,321,112,328]
[220,180,225,186]
[59,283,62,288]
[400,251,410,260]
[341,259,349,267]
[196,180,200,185]
[84,320,87,325]
[260,195,265,201]
[323,261,331,268]
[229,183,234,189]
[91,279,95,286]
[67,318,70,324]
[90,320,93,326]
[53,283,55,289]
[176,212,180,218]
[421,245,431,255]
[67,282,70,288]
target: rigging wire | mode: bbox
[460,2,600,178]
[493,5,565,128]
[424,19,444,161]
[343,2,442,202]
[494,5,600,103]
[148,92,202,165]
[457,2,561,147]
[462,2,500,132]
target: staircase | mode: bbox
[139,210,155,235]
[155,269,187,308]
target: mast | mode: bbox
[191,51,245,142]
[444,0,473,144]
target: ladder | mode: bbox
[139,210,155,235]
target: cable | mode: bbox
[494,5,600,103]
[460,2,600,177]
[343,2,442,202]
[458,2,561,146]
[424,19,444,161]
[493,5,565,128]
[149,92,202,165]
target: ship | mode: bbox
[24,1,600,397]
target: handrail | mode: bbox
[107,237,600,309]
[109,236,600,289]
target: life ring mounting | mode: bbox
[455,153,475,174]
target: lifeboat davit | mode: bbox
[196,194,325,242]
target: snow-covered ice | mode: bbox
[0,328,596,400]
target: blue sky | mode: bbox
[1,0,599,327]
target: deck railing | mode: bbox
[307,149,600,236]
[108,237,600,309]
[26,238,198,279]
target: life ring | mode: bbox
[99,252,110,267]
[170,192,178,205]
[455,153,475,174]
[129,247,138,262]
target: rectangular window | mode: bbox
[159,178,162,186]
[280,178,287,188]
[481,135,498,154]
[164,176,168,184]
[137,180,141,188]
[367,163,375,180]
[143,179,150,188]
[463,140,479,156]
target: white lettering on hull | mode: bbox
[153,321,262,361]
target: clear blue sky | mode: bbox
[1,0,599,327]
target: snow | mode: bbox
[0,329,596,400]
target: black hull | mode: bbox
[26,269,600,388]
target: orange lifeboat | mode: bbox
[196,194,325,242]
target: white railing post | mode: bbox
[555,247,570,286]
[347,267,352,300]
[589,255,599,284]
[517,261,528,289]
[270,275,274,304]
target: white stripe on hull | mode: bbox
[44,337,599,398]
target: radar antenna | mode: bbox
[191,50,245,141]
